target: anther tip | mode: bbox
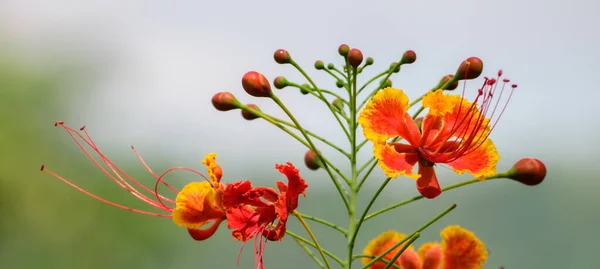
[54,121,64,126]
[511,84,518,88]
[40,165,45,171]
[80,125,86,131]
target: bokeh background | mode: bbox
[1,0,598,268]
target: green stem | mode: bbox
[331,66,348,80]
[361,233,420,269]
[357,160,378,190]
[356,139,369,152]
[293,210,332,269]
[323,68,346,84]
[343,64,361,269]
[291,237,326,269]
[290,82,350,106]
[361,203,456,269]
[349,178,391,258]
[270,116,350,158]
[286,230,345,266]
[357,70,388,94]
[351,255,401,269]
[364,172,510,221]
[291,60,352,141]
[298,212,348,236]
[269,94,351,209]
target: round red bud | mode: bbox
[241,104,261,121]
[338,44,350,56]
[273,76,288,89]
[440,74,459,90]
[212,92,239,111]
[304,150,322,170]
[509,158,546,186]
[273,49,291,64]
[242,71,272,98]
[347,48,363,68]
[401,50,417,64]
[455,57,484,80]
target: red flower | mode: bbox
[223,163,308,268]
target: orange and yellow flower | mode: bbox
[363,226,488,269]
[359,76,513,198]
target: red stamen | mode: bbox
[41,166,171,217]
[56,123,167,209]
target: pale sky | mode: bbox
[1,0,598,184]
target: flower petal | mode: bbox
[423,94,490,149]
[441,226,488,269]
[202,153,223,185]
[447,139,499,179]
[222,180,277,208]
[363,230,412,269]
[358,87,421,146]
[172,181,225,229]
[416,162,442,199]
[186,219,224,241]
[399,249,422,269]
[374,143,420,179]
[275,162,308,211]
[418,243,443,269]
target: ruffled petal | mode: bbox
[441,226,488,269]
[446,139,499,179]
[374,143,420,179]
[362,230,412,269]
[358,87,421,146]
[172,181,225,229]
[202,153,223,185]
[416,162,442,199]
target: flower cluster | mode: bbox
[43,44,547,269]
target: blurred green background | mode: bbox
[1,1,599,268]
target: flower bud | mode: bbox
[365,57,374,66]
[212,92,240,111]
[335,80,344,88]
[273,49,291,64]
[300,83,310,95]
[304,150,322,170]
[273,76,289,89]
[390,62,401,73]
[338,44,350,56]
[455,57,483,80]
[332,98,344,111]
[241,104,260,121]
[380,79,392,88]
[347,48,363,68]
[509,158,546,186]
[242,71,272,98]
[314,60,325,70]
[400,50,416,64]
[439,74,459,90]
[327,63,335,70]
